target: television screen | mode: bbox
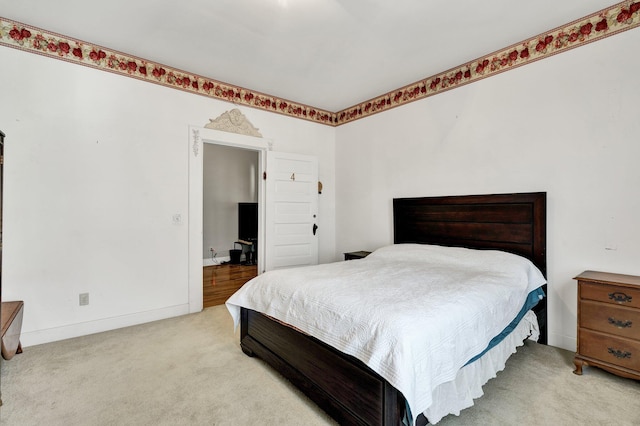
[238,202,258,241]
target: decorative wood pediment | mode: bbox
[205,109,262,138]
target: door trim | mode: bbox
[188,126,269,313]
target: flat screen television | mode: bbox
[238,202,258,242]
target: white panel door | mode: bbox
[265,151,318,271]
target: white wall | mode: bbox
[0,46,335,346]
[3,24,636,352]
[203,144,258,260]
[335,28,640,351]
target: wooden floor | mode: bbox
[203,263,258,308]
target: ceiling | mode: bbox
[1,0,618,111]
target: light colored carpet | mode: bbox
[1,305,639,425]
[436,339,640,425]
[0,305,336,426]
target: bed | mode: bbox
[227,192,547,425]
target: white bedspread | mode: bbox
[226,244,546,424]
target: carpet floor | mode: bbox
[1,305,639,425]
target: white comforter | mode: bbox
[226,244,546,424]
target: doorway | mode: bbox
[187,126,268,314]
[187,125,320,313]
[202,143,259,308]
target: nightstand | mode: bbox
[344,251,371,261]
[573,270,640,380]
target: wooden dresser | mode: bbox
[573,270,640,380]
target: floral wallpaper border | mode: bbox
[0,17,337,125]
[336,1,640,124]
[1,1,639,127]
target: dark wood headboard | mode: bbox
[393,192,546,274]
[393,192,547,343]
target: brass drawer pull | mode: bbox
[608,292,632,303]
[608,317,632,328]
[607,348,632,359]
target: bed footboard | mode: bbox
[240,308,404,425]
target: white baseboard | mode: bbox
[203,256,230,267]
[548,331,576,352]
[20,304,191,347]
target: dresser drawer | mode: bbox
[580,282,640,309]
[580,300,640,340]
[579,328,640,371]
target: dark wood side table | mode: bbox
[344,251,371,261]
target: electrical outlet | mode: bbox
[79,292,89,306]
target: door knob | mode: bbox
[313,224,318,235]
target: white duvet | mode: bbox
[226,244,546,424]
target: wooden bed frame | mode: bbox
[239,192,547,425]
